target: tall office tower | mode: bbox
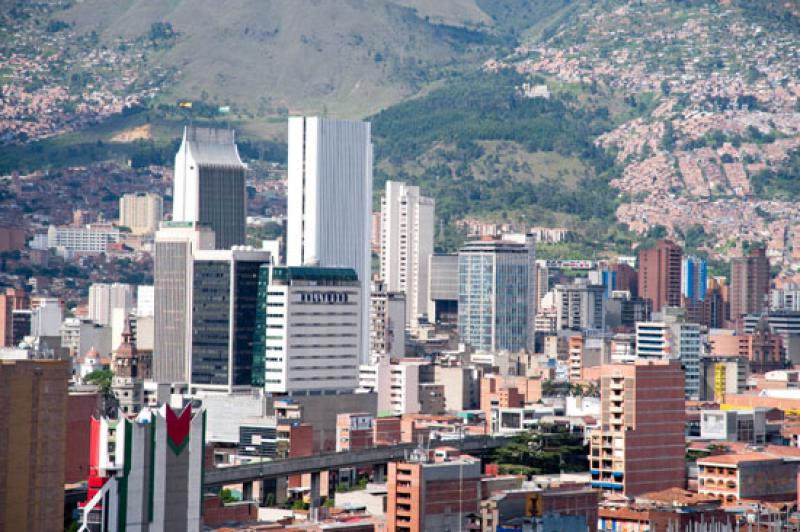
[553,279,606,331]
[190,247,270,390]
[0,287,28,347]
[427,253,459,324]
[136,285,155,317]
[370,280,406,359]
[635,311,701,399]
[87,282,134,326]
[154,222,270,388]
[380,180,435,327]
[457,238,536,352]
[681,255,708,302]
[252,266,362,393]
[286,116,372,363]
[589,360,685,496]
[386,452,481,532]
[0,359,69,531]
[119,192,163,236]
[78,404,205,532]
[730,246,770,320]
[638,239,682,312]
[153,222,215,383]
[173,126,246,250]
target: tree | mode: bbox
[84,369,113,396]
[220,488,238,503]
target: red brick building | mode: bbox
[638,240,682,312]
[590,360,686,496]
[387,450,481,532]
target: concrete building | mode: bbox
[681,255,708,302]
[699,355,749,402]
[267,391,377,452]
[698,451,799,503]
[380,181,435,327]
[458,238,536,352]
[153,222,215,383]
[387,450,481,532]
[638,240,682,312]
[771,284,800,312]
[78,404,205,532]
[0,359,69,532]
[605,291,651,331]
[359,355,425,416]
[700,408,767,443]
[589,360,685,496]
[480,485,600,532]
[46,223,120,255]
[88,282,134,327]
[434,365,478,412]
[370,280,406,359]
[30,296,62,338]
[286,116,372,364]
[172,126,246,250]
[427,253,459,325]
[252,266,361,393]
[136,284,154,317]
[730,246,770,320]
[119,192,163,236]
[554,279,606,332]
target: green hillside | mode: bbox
[57,0,562,119]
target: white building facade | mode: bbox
[286,116,372,363]
[380,181,434,327]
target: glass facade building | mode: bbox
[457,240,534,352]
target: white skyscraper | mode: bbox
[286,116,372,363]
[380,181,434,327]
[172,126,246,250]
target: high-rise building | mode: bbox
[119,192,163,236]
[387,450,481,532]
[638,240,682,312]
[554,279,606,332]
[0,359,69,531]
[534,261,550,310]
[190,248,270,390]
[370,280,406,359]
[589,360,685,496]
[427,253,459,325]
[78,404,205,532]
[457,238,536,352]
[682,255,708,302]
[606,291,651,331]
[172,126,246,250]
[153,222,214,383]
[88,282,134,327]
[154,221,270,389]
[136,285,154,317]
[252,266,361,393]
[380,181,435,327]
[0,287,28,347]
[286,116,372,363]
[730,247,770,320]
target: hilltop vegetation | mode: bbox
[55,0,567,119]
